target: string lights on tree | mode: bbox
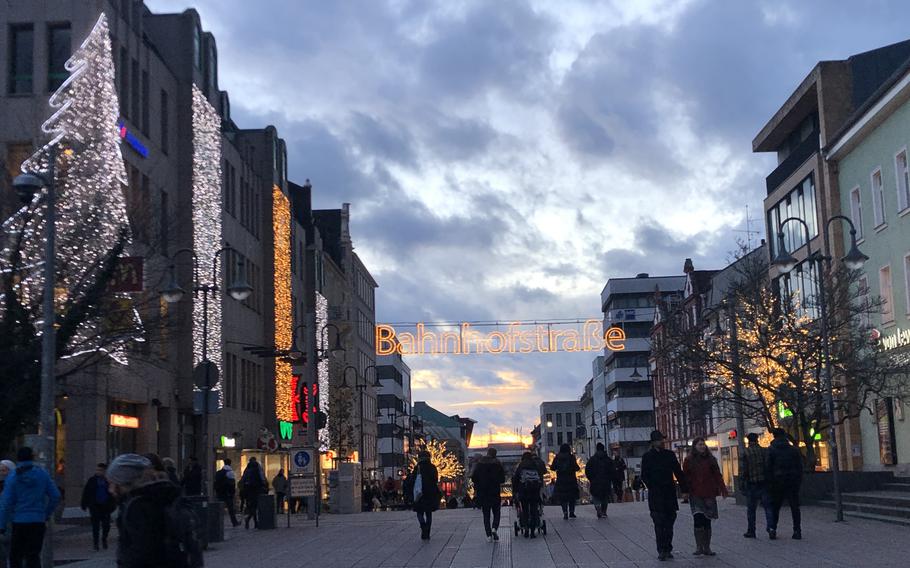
[408,438,464,481]
[273,185,294,422]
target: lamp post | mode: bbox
[341,365,365,466]
[590,410,606,455]
[161,246,252,498]
[772,214,868,523]
[13,146,58,566]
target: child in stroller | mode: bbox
[512,452,547,538]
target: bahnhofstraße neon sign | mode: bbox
[376,320,626,356]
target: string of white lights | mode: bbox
[316,291,330,451]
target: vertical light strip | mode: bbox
[273,185,293,421]
[316,291,330,450]
[191,84,223,403]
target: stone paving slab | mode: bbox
[59,500,910,567]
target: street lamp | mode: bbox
[590,410,606,455]
[772,214,867,523]
[13,147,58,567]
[160,246,252,498]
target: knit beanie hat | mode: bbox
[0,459,15,480]
[107,454,151,486]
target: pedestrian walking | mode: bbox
[240,457,267,529]
[181,457,203,496]
[403,450,441,540]
[611,450,627,502]
[0,459,17,568]
[767,428,803,540]
[470,448,505,542]
[550,444,580,519]
[640,430,686,562]
[272,469,288,514]
[107,453,203,567]
[513,452,544,538]
[80,463,115,551]
[632,475,643,502]
[741,432,772,538]
[585,443,615,518]
[0,447,61,568]
[214,459,240,527]
[682,437,728,556]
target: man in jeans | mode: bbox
[741,433,772,538]
[80,463,115,550]
[214,458,240,527]
[0,446,61,567]
[767,428,804,540]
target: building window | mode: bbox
[119,47,128,117]
[160,90,169,154]
[193,24,202,69]
[47,23,71,91]
[880,265,894,324]
[8,24,34,94]
[576,412,582,425]
[159,191,169,256]
[556,413,562,427]
[850,186,864,240]
[130,59,139,123]
[904,254,910,316]
[767,174,818,258]
[871,168,886,228]
[896,149,910,213]
[565,412,572,427]
[557,432,563,445]
[545,413,552,426]
[140,70,149,135]
[546,432,553,446]
[206,42,217,96]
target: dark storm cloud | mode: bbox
[349,113,418,168]
[420,115,499,162]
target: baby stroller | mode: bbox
[512,468,547,538]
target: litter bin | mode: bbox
[185,496,225,546]
[257,494,277,530]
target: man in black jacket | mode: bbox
[81,463,115,551]
[470,448,506,542]
[766,428,803,540]
[585,443,615,518]
[181,457,203,496]
[640,430,686,561]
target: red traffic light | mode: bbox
[728,429,737,440]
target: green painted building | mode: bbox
[827,59,910,475]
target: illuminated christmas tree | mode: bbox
[408,438,464,481]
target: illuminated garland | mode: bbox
[191,84,224,402]
[11,13,135,364]
[273,185,294,421]
[316,291,330,450]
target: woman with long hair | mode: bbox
[682,437,728,556]
[550,444,580,520]
[403,450,441,540]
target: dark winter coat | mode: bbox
[640,447,685,513]
[181,464,202,496]
[470,456,505,507]
[767,437,803,486]
[550,452,580,502]
[612,456,627,483]
[240,462,267,500]
[404,461,441,513]
[511,461,543,501]
[682,453,726,499]
[116,479,181,568]
[81,475,115,514]
[584,450,615,500]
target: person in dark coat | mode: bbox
[181,457,203,496]
[240,457,267,529]
[640,430,686,561]
[611,451,627,501]
[550,443,580,519]
[161,457,180,486]
[81,463,116,551]
[682,437,728,556]
[766,428,803,540]
[470,448,506,542]
[214,459,240,527]
[585,443,615,518]
[512,452,544,538]
[741,432,772,538]
[403,450,441,540]
[107,454,180,568]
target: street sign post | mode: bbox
[290,476,316,497]
[290,447,315,475]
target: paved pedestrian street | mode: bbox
[60,500,909,567]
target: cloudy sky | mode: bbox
[150,0,910,446]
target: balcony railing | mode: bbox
[766,131,819,194]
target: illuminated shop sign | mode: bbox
[880,328,910,351]
[117,120,149,158]
[375,320,626,356]
[220,436,236,448]
[109,414,139,428]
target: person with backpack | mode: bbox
[512,452,544,538]
[470,448,506,542]
[403,451,440,540]
[107,453,203,568]
[0,447,61,568]
[766,428,803,540]
[240,457,267,529]
[550,444,580,519]
[80,463,116,551]
[585,443,616,518]
[214,459,240,527]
